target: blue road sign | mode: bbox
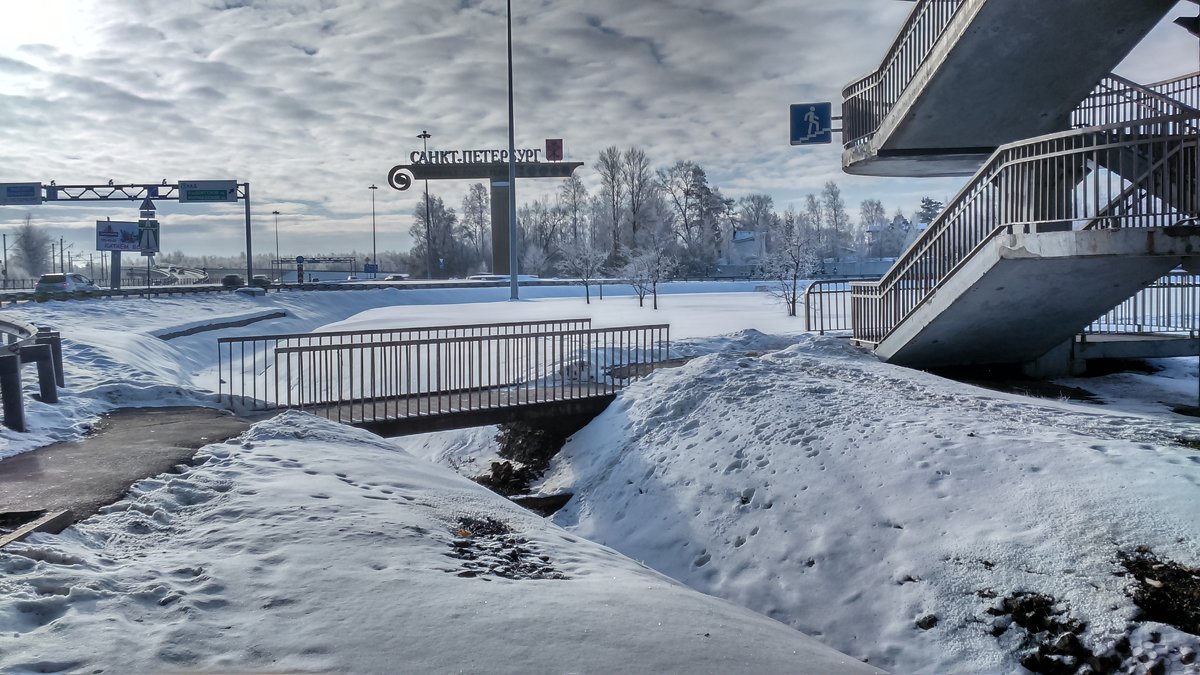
[364,263,379,274]
[791,102,833,146]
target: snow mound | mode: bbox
[541,336,1200,673]
[0,412,879,674]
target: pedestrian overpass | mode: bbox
[841,0,1200,375]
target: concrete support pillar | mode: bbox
[0,352,24,431]
[1021,339,1084,378]
[490,180,511,275]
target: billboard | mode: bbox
[96,221,142,251]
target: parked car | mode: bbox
[383,274,410,281]
[35,273,98,294]
[221,274,245,288]
[250,274,271,289]
[346,275,359,281]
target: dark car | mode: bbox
[250,275,271,289]
[221,274,245,288]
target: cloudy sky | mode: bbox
[0,0,1195,262]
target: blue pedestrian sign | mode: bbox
[791,102,833,145]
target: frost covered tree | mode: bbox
[559,174,588,245]
[9,214,50,278]
[461,183,491,266]
[765,215,820,317]
[558,236,608,304]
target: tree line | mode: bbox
[404,145,946,310]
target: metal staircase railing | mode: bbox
[1074,73,1200,129]
[842,0,971,151]
[851,114,1200,345]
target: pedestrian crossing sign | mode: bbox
[791,102,833,145]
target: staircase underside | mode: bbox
[844,0,1177,177]
[875,227,1200,369]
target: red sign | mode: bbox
[545,138,563,162]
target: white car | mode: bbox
[35,273,99,294]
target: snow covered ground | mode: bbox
[1,283,1199,673]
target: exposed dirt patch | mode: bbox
[1120,548,1200,636]
[444,516,566,581]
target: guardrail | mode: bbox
[219,321,670,426]
[0,318,64,432]
[0,278,632,305]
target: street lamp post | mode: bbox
[418,130,435,280]
[506,0,519,300]
[271,210,280,281]
[368,184,378,278]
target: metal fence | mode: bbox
[802,278,878,334]
[219,319,592,407]
[219,320,670,425]
[851,113,1200,345]
[1086,271,1200,336]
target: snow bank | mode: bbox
[0,412,878,674]
[538,334,1200,673]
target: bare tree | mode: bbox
[521,242,551,276]
[558,235,608,304]
[737,194,778,234]
[596,146,626,256]
[660,161,718,274]
[858,198,887,258]
[804,193,824,260]
[822,181,849,261]
[10,214,50,278]
[623,147,653,246]
[559,174,588,244]
[625,202,678,309]
[461,183,491,265]
[764,216,820,317]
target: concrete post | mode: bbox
[0,352,24,432]
[490,180,511,275]
[20,344,58,404]
[37,327,64,387]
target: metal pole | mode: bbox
[2,234,6,289]
[59,237,64,273]
[244,183,253,282]
[419,131,434,280]
[369,185,378,278]
[272,210,280,277]
[507,0,519,301]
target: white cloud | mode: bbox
[0,0,1192,258]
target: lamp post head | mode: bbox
[272,210,280,216]
[418,131,431,140]
[369,184,378,190]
